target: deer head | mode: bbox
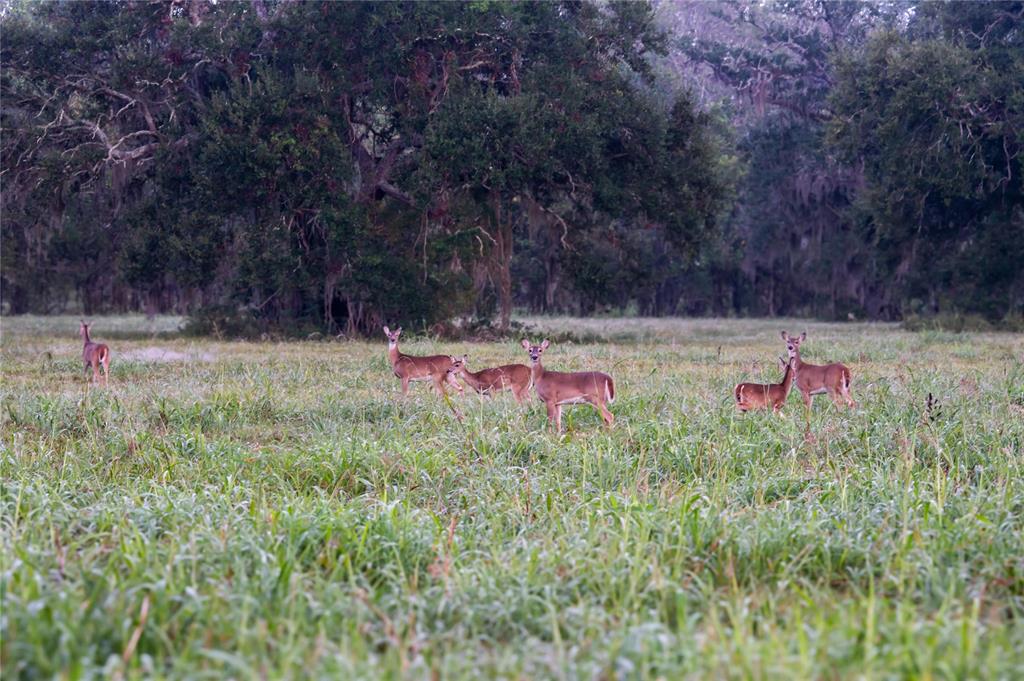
[781,330,807,360]
[383,326,402,346]
[521,338,549,364]
[447,355,468,375]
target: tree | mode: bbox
[829,7,1024,319]
[2,0,726,331]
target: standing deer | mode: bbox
[80,321,110,386]
[734,356,793,413]
[446,355,532,403]
[383,326,463,397]
[521,339,615,432]
[781,331,855,410]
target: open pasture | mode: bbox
[2,316,1023,679]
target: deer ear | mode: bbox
[461,354,468,362]
[780,331,789,341]
[541,339,550,349]
[521,339,530,349]
[383,325,391,335]
[800,331,807,341]
[395,327,402,335]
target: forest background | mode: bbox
[2,0,1022,335]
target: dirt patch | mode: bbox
[121,347,217,363]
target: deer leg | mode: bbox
[92,361,101,385]
[544,401,557,430]
[830,390,844,410]
[447,373,463,394]
[401,377,410,397]
[433,376,447,397]
[554,405,563,433]
[102,356,110,386]
[842,385,856,408]
[801,390,812,412]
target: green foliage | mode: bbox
[3,0,1021,326]
[1,0,725,332]
[828,16,1024,321]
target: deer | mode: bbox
[734,356,794,413]
[521,339,615,432]
[79,320,110,386]
[383,326,463,397]
[446,355,532,403]
[781,331,856,410]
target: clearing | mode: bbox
[2,316,1023,678]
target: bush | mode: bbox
[902,313,1024,333]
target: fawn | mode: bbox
[781,331,855,410]
[383,326,462,397]
[80,321,110,386]
[521,339,615,432]
[446,355,532,403]
[734,357,793,413]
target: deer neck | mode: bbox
[780,361,794,395]
[458,367,486,390]
[81,328,91,345]
[388,342,401,367]
[530,359,545,384]
[791,350,806,372]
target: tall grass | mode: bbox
[2,316,1023,678]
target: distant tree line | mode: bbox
[657,0,1023,322]
[1,0,1021,332]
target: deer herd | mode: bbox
[384,325,851,431]
[76,321,856,432]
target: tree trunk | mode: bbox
[492,190,513,332]
[323,274,336,334]
[544,253,560,312]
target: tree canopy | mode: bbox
[2,0,1021,330]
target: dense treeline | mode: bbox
[658,0,1023,321]
[1,0,1021,332]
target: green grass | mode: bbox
[2,315,1023,679]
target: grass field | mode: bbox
[2,315,1023,679]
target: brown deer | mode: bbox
[79,321,110,386]
[383,326,462,397]
[446,355,532,403]
[734,356,793,413]
[521,339,615,432]
[781,331,856,410]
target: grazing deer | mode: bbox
[447,355,532,403]
[383,326,463,397]
[734,356,793,413]
[781,331,855,410]
[521,339,615,432]
[79,321,110,386]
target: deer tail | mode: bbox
[843,367,851,390]
[605,377,615,404]
[734,384,744,404]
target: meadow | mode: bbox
[2,315,1023,679]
